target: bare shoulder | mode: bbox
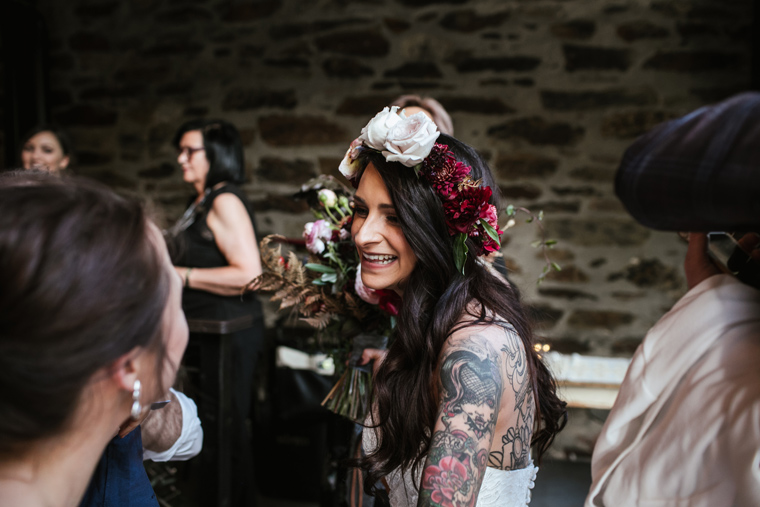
[210,192,248,216]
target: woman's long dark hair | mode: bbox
[356,134,567,494]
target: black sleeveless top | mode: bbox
[172,184,262,321]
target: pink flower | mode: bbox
[422,456,468,507]
[303,219,333,254]
[354,265,380,304]
[338,138,364,184]
[479,204,498,229]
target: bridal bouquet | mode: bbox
[248,175,398,423]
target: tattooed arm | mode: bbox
[417,329,504,507]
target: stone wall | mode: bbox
[30,0,753,458]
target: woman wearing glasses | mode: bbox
[168,119,263,506]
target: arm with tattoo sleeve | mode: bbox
[417,332,503,507]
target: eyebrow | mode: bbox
[353,195,396,210]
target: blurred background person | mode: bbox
[19,124,72,173]
[166,118,263,506]
[390,95,454,136]
[586,92,760,506]
[0,173,188,506]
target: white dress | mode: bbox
[363,428,538,507]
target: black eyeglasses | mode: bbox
[177,146,205,158]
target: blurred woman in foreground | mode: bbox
[0,173,188,506]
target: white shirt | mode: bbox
[143,388,204,462]
[586,275,760,506]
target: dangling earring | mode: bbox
[130,379,142,419]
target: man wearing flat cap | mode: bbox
[586,93,760,507]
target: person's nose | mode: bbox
[353,214,382,249]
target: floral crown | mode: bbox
[339,106,502,273]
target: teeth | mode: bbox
[364,253,397,264]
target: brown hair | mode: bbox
[0,172,170,457]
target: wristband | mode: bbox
[185,268,194,287]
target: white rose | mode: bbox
[383,112,439,167]
[318,188,338,208]
[359,106,403,151]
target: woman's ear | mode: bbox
[59,156,70,171]
[109,348,141,392]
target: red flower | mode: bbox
[422,145,470,198]
[422,456,468,507]
[442,186,492,236]
[375,289,401,316]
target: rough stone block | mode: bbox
[454,56,541,73]
[676,21,720,40]
[542,338,590,354]
[608,258,682,290]
[498,183,542,200]
[335,95,397,116]
[77,151,114,166]
[616,21,669,42]
[650,1,734,20]
[643,50,743,72]
[142,41,204,57]
[55,105,118,126]
[563,44,631,72]
[488,117,584,146]
[138,162,175,179]
[251,193,309,214]
[690,86,746,103]
[611,337,643,355]
[540,88,656,111]
[567,309,634,330]
[119,134,145,162]
[222,89,297,111]
[315,29,390,57]
[319,157,343,176]
[88,170,138,190]
[384,17,411,33]
[439,9,510,32]
[70,31,110,52]
[601,110,679,139]
[259,115,349,146]
[536,248,576,262]
[75,1,120,18]
[396,0,467,5]
[155,6,212,24]
[221,1,280,22]
[436,97,513,115]
[550,20,596,40]
[323,57,374,78]
[551,186,600,197]
[568,166,615,183]
[80,85,145,100]
[384,62,442,79]
[545,218,650,246]
[531,201,581,213]
[494,152,559,179]
[545,264,590,283]
[526,304,564,331]
[588,198,626,213]
[538,287,597,300]
[257,157,315,181]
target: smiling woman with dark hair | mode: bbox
[338,108,566,507]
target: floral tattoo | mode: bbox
[420,337,502,507]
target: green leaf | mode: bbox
[479,219,500,243]
[305,263,336,274]
[530,240,542,248]
[453,233,468,275]
[413,163,422,178]
[552,262,562,272]
[312,280,326,286]
[538,210,544,221]
[321,272,338,284]
[525,217,534,223]
[544,239,557,246]
[506,204,515,216]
